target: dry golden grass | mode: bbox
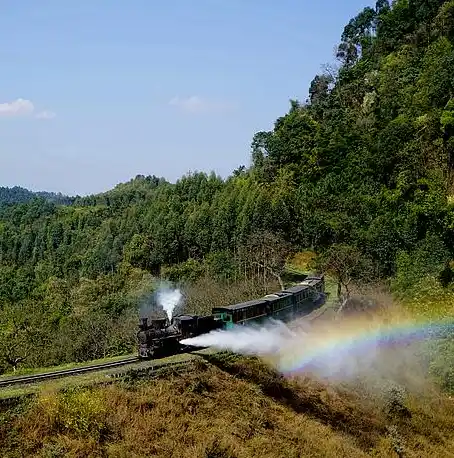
[2,287,454,458]
[0,353,453,458]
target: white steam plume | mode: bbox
[157,287,182,322]
[181,316,432,393]
[181,319,298,356]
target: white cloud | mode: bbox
[169,95,235,114]
[35,110,56,120]
[0,98,34,117]
[0,98,56,120]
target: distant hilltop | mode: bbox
[0,186,75,206]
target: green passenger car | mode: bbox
[212,299,270,329]
[211,276,326,330]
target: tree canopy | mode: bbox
[2,0,454,371]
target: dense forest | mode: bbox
[0,186,74,206]
[1,0,454,377]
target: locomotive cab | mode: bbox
[171,315,198,338]
[139,317,148,332]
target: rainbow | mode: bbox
[275,317,454,375]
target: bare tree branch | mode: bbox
[240,230,294,291]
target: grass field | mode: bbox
[2,259,453,457]
[0,353,136,379]
[1,353,453,458]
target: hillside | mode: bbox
[1,354,453,457]
[0,0,454,384]
[2,2,454,456]
[0,186,74,206]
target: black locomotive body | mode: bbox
[137,275,325,360]
[137,314,223,359]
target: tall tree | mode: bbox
[240,231,293,291]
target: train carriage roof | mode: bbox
[283,285,310,294]
[212,298,269,312]
[263,291,293,301]
[299,277,323,287]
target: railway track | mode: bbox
[0,297,333,390]
[0,356,140,388]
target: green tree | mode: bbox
[315,244,375,299]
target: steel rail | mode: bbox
[0,296,330,389]
[0,356,140,388]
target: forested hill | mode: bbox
[0,186,74,206]
[1,0,454,372]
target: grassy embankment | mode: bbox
[0,354,135,380]
[2,252,454,456]
[1,351,454,457]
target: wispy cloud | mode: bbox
[0,98,34,117]
[35,110,57,120]
[0,98,56,120]
[169,95,235,114]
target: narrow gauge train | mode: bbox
[137,275,325,359]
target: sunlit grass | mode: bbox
[0,349,218,400]
[0,353,136,379]
[398,277,454,321]
[2,355,454,457]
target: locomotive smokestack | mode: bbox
[140,317,148,330]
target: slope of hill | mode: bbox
[0,186,74,205]
[1,2,454,455]
[0,0,454,382]
[1,355,453,457]
[1,1,454,289]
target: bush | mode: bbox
[393,234,450,296]
[33,387,109,441]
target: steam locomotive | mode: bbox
[137,275,325,359]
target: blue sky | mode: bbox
[0,0,369,196]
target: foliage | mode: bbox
[3,357,454,457]
[315,244,376,298]
[177,277,280,317]
[0,186,73,206]
[393,234,451,295]
[427,337,454,394]
[33,387,108,440]
[239,231,294,290]
[2,1,454,370]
